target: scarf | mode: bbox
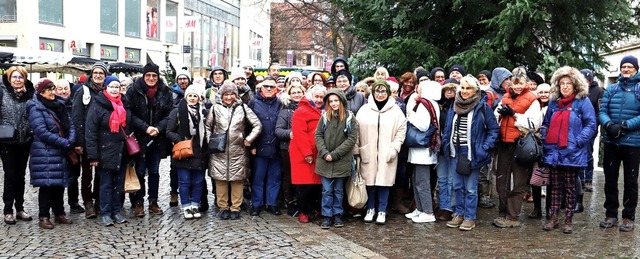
[103,90,127,133]
[453,91,481,115]
[13,86,27,99]
[37,94,70,136]
[400,88,415,102]
[545,93,576,148]
[179,99,205,147]
[417,98,441,153]
[142,83,158,102]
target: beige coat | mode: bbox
[355,96,407,186]
[205,99,262,181]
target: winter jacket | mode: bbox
[248,92,281,158]
[442,93,500,170]
[587,81,603,120]
[275,95,298,151]
[165,101,209,170]
[85,92,134,171]
[494,88,541,143]
[344,85,366,115]
[0,76,35,145]
[71,78,102,147]
[125,77,174,156]
[356,96,406,186]
[27,96,74,187]
[598,72,640,147]
[171,84,185,107]
[407,83,441,165]
[489,67,512,110]
[314,89,359,178]
[290,98,322,185]
[206,99,262,181]
[542,98,597,167]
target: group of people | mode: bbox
[0,54,638,233]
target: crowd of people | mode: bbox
[0,54,638,233]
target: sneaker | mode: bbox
[619,218,634,232]
[334,215,344,228]
[298,212,309,223]
[364,208,375,223]
[459,220,476,231]
[15,211,32,221]
[69,203,85,214]
[446,214,464,227]
[149,201,164,215]
[405,209,421,219]
[220,210,231,220]
[494,217,521,228]
[599,217,618,228]
[169,193,179,207]
[183,208,194,219]
[375,212,386,225]
[192,206,202,219]
[320,217,331,229]
[413,212,436,223]
[100,215,114,227]
[4,214,16,225]
[230,211,240,220]
[113,213,127,224]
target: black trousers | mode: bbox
[1,143,31,214]
[39,186,65,218]
[603,144,640,220]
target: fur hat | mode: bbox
[620,55,638,71]
[143,62,160,76]
[103,75,120,89]
[91,62,109,75]
[230,67,246,82]
[36,79,54,93]
[184,84,205,100]
[218,81,238,96]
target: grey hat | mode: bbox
[92,62,109,74]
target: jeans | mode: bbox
[251,156,282,207]
[366,186,390,212]
[38,186,65,218]
[97,165,125,216]
[133,144,162,203]
[321,176,346,217]
[579,137,596,183]
[1,143,30,214]
[603,144,640,220]
[452,153,480,220]
[436,153,454,212]
[177,168,205,208]
[413,164,434,213]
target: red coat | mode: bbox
[290,98,322,185]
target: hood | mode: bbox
[418,81,442,101]
[331,57,349,77]
[1,74,36,101]
[208,66,228,84]
[323,88,348,109]
[172,84,185,95]
[549,66,589,100]
[490,67,512,94]
[617,71,640,86]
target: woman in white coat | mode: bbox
[404,81,442,223]
[356,80,407,225]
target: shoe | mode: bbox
[459,220,476,231]
[250,207,260,216]
[298,212,309,223]
[574,203,584,213]
[584,182,593,192]
[220,209,231,220]
[599,217,618,228]
[38,217,54,229]
[446,214,464,227]
[494,217,521,228]
[375,212,386,225]
[15,211,32,221]
[192,206,202,219]
[405,209,421,219]
[84,202,97,219]
[562,217,573,234]
[69,203,85,214]
[320,217,331,229]
[149,201,164,215]
[436,210,453,221]
[333,215,344,228]
[134,202,145,217]
[492,216,505,226]
[100,215,114,227]
[169,193,179,207]
[478,197,495,208]
[413,212,436,223]
[364,208,375,223]
[113,213,127,224]
[230,211,240,220]
[54,215,72,224]
[543,214,559,231]
[4,214,16,225]
[266,206,282,216]
[619,218,635,232]
[198,202,209,213]
[528,208,542,219]
[183,207,194,219]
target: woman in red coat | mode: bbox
[290,85,327,223]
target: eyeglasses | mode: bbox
[92,71,105,76]
[262,85,276,89]
[177,77,189,81]
[145,74,158,78]
[11,75,24,80]
[419,78,429,82]
[374,90,388,96]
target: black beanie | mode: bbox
[478,70,491,79]
[449,64,466,76]
[143,62,160,75]
[430,67,445,80]
[416,69,430,80]
[620,55,639,71]
[335,70,352,84]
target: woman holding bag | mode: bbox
[85,76,134,226]
[166,85,209,219]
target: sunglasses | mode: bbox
[262,85,276,89]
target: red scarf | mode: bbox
[545,93,576,147]
[103,90,127,133]
[146,86,158,101]
[418,98,440,153]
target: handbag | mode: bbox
[121,127,140,156]
[405,100,436,148]
[454,116,472,176]
[346,158,368,209]
[208,105,233,154]
[172,138,194,159]
[0,124,15,141]
[514,120,543,165]
[124,162,141,193]
[529,163,550,187]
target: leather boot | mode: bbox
[391,189,411,214]
[134,201,145,217]
[574,194,584,213]
[563,217,573,234]
[38,217,54,229]
[543,213,559,231]
[84,202,97,219]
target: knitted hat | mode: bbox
[91,62,109,74]
[371,80,391,95]
[184,84,204,100]
[143,62,160,76]
[36,79,54,93]
[286,71,303,83]
[78,74,88,83]
[478,70,491,79]
[620,55,638,71]
[448,64,466,76]
[218,81,238,96]
[277,76,286,83]
[335,70,352,84]
[175,69,191,82]
[230,67,246,82]
[416,69,430,81]
[580,69,594,81]
[386,76,398,84]
[430,67,445,79]
[103,75,120,89]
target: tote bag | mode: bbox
[346,158,368,209]
[124,163,141,193]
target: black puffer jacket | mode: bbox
[275,97,298,151]
[85,92,134,171]
[0,75,35,145]
[125,77,173,156]
[166,100,208,170]
[71,78,103,147]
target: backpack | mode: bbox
[485,89,499,110]
[82,85,91,105]
[319,110,354,136]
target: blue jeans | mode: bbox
[366,186,390,212]
[579,137,596,183]
[97,165,125,216]
[251,156,282,207]
[452,153,480,220]
[133,144,162,203]
[177,167,205,208]
[436,153,454,212]
[321,176,346,217]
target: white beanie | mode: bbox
[184,84,205,101]
[175,69,191,82]
[230,67,246,82]
[286,71,303,83]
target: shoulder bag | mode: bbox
[405,99,436,147]
[346,157,368,209]
[529,162,550,187]
[172,138,194,160]
[0,89,18,141]
[208,106,234,153]
[122,127,141,156]
[514,119,543,165]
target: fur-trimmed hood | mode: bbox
[549,66,589,100]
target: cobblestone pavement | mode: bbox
[1,158,638,258]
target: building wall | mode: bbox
[599,40,640,88]
[238,0,271,68]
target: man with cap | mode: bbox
[598,55,640,231]
[448,65,465,82]
[71,61,109,219]
[126,62,174,217]
[579,69,603,193]
[331,57,358,86]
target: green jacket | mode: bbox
[314,89,359,178]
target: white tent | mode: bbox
[0,46,73,73]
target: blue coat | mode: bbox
[542,98,596,167]
[442,93,499,170]
[248,92,281,158]
[598,73,640,147]
[27,96,75,187]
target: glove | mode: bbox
[502,104,515,116]
[605,122,623,139]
